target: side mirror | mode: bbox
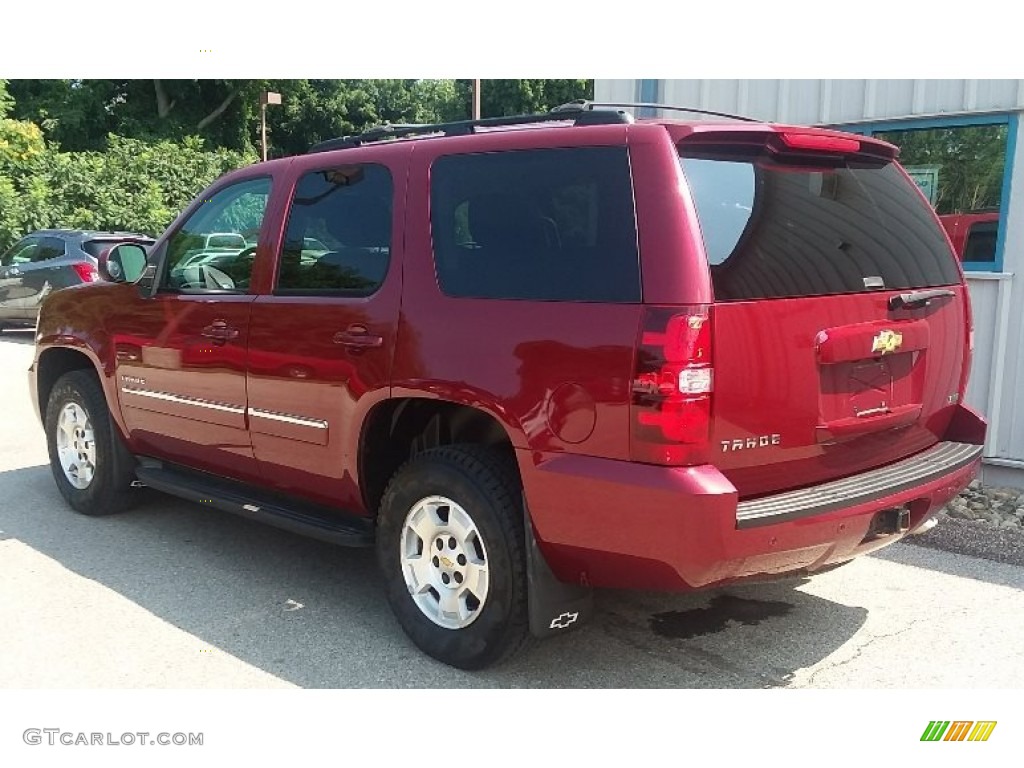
[98,243,148,284]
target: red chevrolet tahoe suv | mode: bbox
[28,102,986,669]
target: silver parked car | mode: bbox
[0,229,154,330]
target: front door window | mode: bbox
[162,178,271,293]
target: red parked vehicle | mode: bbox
[29,102,986,669]
[938,211,1000,263]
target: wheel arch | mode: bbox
[359,397,520,518]
[36,346,103,424]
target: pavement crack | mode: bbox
[803,618,925,687]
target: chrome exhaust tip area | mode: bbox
[909,516,940,536]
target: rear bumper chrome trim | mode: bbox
[736,441,982,529]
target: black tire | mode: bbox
[44,370,137,516]
[376,445,530,670]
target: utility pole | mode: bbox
[472,79,481,120]
[260,90,282,162]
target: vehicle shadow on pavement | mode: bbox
[871,537,1024,591]
[2,464,868,689]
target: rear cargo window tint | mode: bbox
[681,154,961,300]
[430,147,640,302]
[82,241,112,257]
[83,240,152,257]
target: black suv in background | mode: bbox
[0,230,154,329]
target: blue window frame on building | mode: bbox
[637,79,659,118]
[835,113,1016,273]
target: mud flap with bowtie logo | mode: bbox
[525,503,593,638]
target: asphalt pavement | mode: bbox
[2,327,1022,688]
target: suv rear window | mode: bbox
[430,147,640,302]
[680,151,961,301]
[82,239,152,257]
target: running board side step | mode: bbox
[134,461,373,547]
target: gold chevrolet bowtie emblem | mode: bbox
[872,329,903,355]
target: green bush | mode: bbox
[0,131,254,252]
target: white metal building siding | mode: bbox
[598,79,1024,125]
[595,80,1024,483]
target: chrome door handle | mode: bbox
[201,320,239,343]
[333,326,383,349]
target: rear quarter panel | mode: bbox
[393,127,647,459]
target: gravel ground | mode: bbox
[946,479,1024,528]
[906,480,1024,567]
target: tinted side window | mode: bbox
[430,147,640,302]
[163,177,271,292]
[277,165,393,296]
[33,237,66,261]
[82,241,112,258]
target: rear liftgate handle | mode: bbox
[888,288,955,311]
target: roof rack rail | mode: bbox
[307,105,634,153]
[556,99,760,123]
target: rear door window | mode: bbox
[680,152,961,301]
[430,147,640,302]
[276,164,393,295]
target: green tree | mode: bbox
[0,78,597,251]
[0,133,253,252]
[477,79,593,117]
[0,103,47,247]
[264,79,467,156]
[0,80,12,118]
[876,124,1008,214]
[6,79,595,156]
[8,79,264,153]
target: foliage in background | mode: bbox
[875,124,1008,214]
[0,79,594,252]
[475,79,593,117]
[0,104,48,248]
[5,79,594,156]
[0,80,13,118]
[0,132,253,251]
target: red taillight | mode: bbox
[631,306,713,464]
[72,262,100,283]
[778,132,860,154]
